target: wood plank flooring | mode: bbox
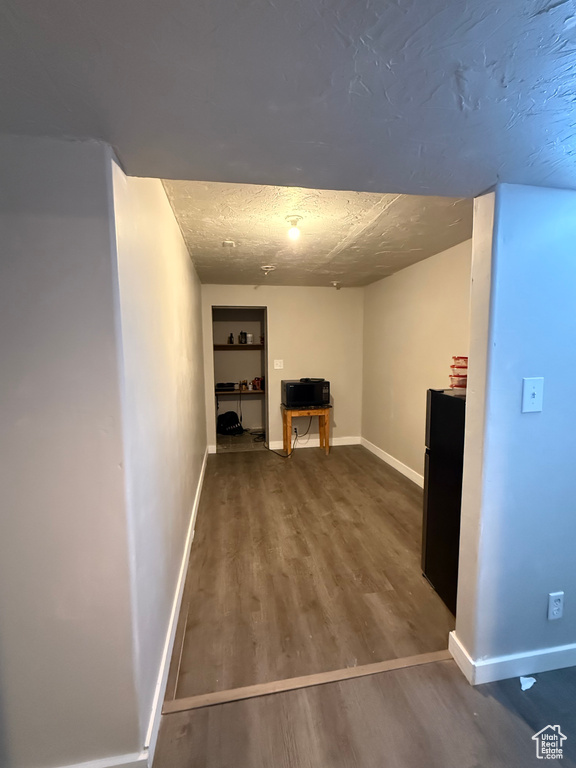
[154,660,576,768]
[171,445,454,700]
[165,650,452,714]
[216,431,266,453]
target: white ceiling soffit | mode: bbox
[0,1,574,197]
[163,180,472,287]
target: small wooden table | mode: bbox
[282,406,331,456]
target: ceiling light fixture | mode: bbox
[261,265,276,276]
[286,215,302,241]
[331,281,342,290]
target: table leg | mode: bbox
[323,412,329,455]
[287,412,292,455]
[318,415,324,450]
[285,414,289,454]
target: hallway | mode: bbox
[166,445,454,703]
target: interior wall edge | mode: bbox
[111,168,207,752]
[454,191,496,660]
[144,447,209,764]
[0,133,144,766]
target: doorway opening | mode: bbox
[164,184,472,712]
[212,306,268,453]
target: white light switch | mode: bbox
[274,359,284,370]
[522,377,544,413]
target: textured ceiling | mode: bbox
[163,180,472,286]
[0,1,575,198]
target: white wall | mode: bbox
[201,286,364,448]
[452,184,576,683]
[0,136,207,768]
[362,241,472,480]
[0,136,139,767]
[111,167,207,748]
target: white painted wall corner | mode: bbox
[143,446,209,765]
[360,438,424,488]
[449,631,576,685]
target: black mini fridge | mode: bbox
[422,389,466,614]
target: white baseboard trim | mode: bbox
[449,630,576,685]
[448,631,476,684]
[360,438,424,488]
[143,446,209,764]
[58,751,148,768]
[332,435,362,446]
[208,444,217,454]
[268,436,361,451]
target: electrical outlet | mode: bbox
[274,359,284,370]
[548,591,564,620]
[293,426,298,435]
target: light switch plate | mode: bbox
[274,359,284,370]
[522,377,544,413]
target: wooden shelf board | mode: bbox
[215,390,265,396]
[214,344,264,351]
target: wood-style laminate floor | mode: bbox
[216,430,266,453]
[171,445,454,700]
[154,660,576,768]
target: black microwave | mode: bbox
[281,379,330,408]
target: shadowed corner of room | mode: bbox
[473,665,576,766]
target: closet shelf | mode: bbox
[214,344,264,351]
[215,389,265,396]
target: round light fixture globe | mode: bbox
[286,215,303,241]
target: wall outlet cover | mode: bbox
[548,591,564,620]
[522,377,544,413]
